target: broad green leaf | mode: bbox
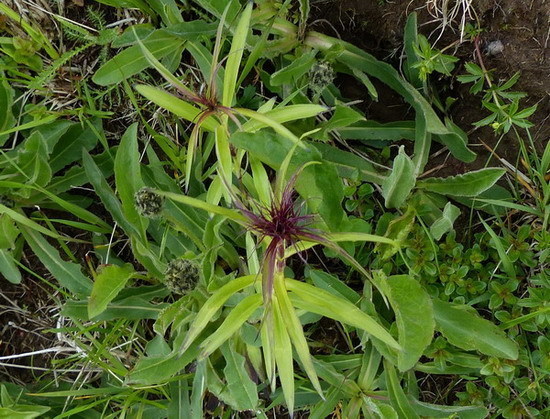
[0,405,50,419]
[181,275,256,352]
[0,215,18,249]
[435,118,476,163]
[88,263,136,318]
[127,337,202,385]
[430,202,460,240]
[134,85,218,131]
[163,20,218,40]
[115,123,145,239]
[376,274,434,371]
[93,30,184,85]
[219,342,259,411]
[308,269,360,304]
[337,121,416,141]
[0,249,21,284]
[200,293,262,357]
[4,132,52,198]
[20,227,92,295]
[312,142,386,184]
[382,147,416,209]
[63,295,166,321]
[242,104,326,133]
[270,50,317,86]
[433,299,519,359]
[222,1,252,107]
[49,118,101,173]
[409,398,488,419]
[417,168,505,197]
[286,278,400,350]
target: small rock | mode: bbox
[485,40,504,56]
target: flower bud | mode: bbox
[134,188,164,218]
[163,259,200,295]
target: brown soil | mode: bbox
[311,0,550,168]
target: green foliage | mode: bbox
[0,1,546,418]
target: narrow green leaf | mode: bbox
[275,277,324,398]
[158,190,247,224]
[88,264,136,318]
[412,113,431,175]
[286,278,400,350]
[385,360,420,419]
[222,1,253,107]
[20,227,92,295]
[0,73,15,146]
[82,151,141,237]
[242,104,326,133]
[134,85,218,131]
[200,293,262,357]
[272,297,295,414]
[480,217,516,279]
[181,275,256,352]
[92,30,183,85]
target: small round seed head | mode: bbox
[309,61,335,94]
[134,187,164,218]
[163,259,200,295]
[0,195,15,208]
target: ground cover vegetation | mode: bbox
[0,0,548,417]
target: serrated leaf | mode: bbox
[433,299,518,359]
[219,342,259,411]
[417,168,506,197]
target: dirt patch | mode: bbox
[311,0,550,165]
